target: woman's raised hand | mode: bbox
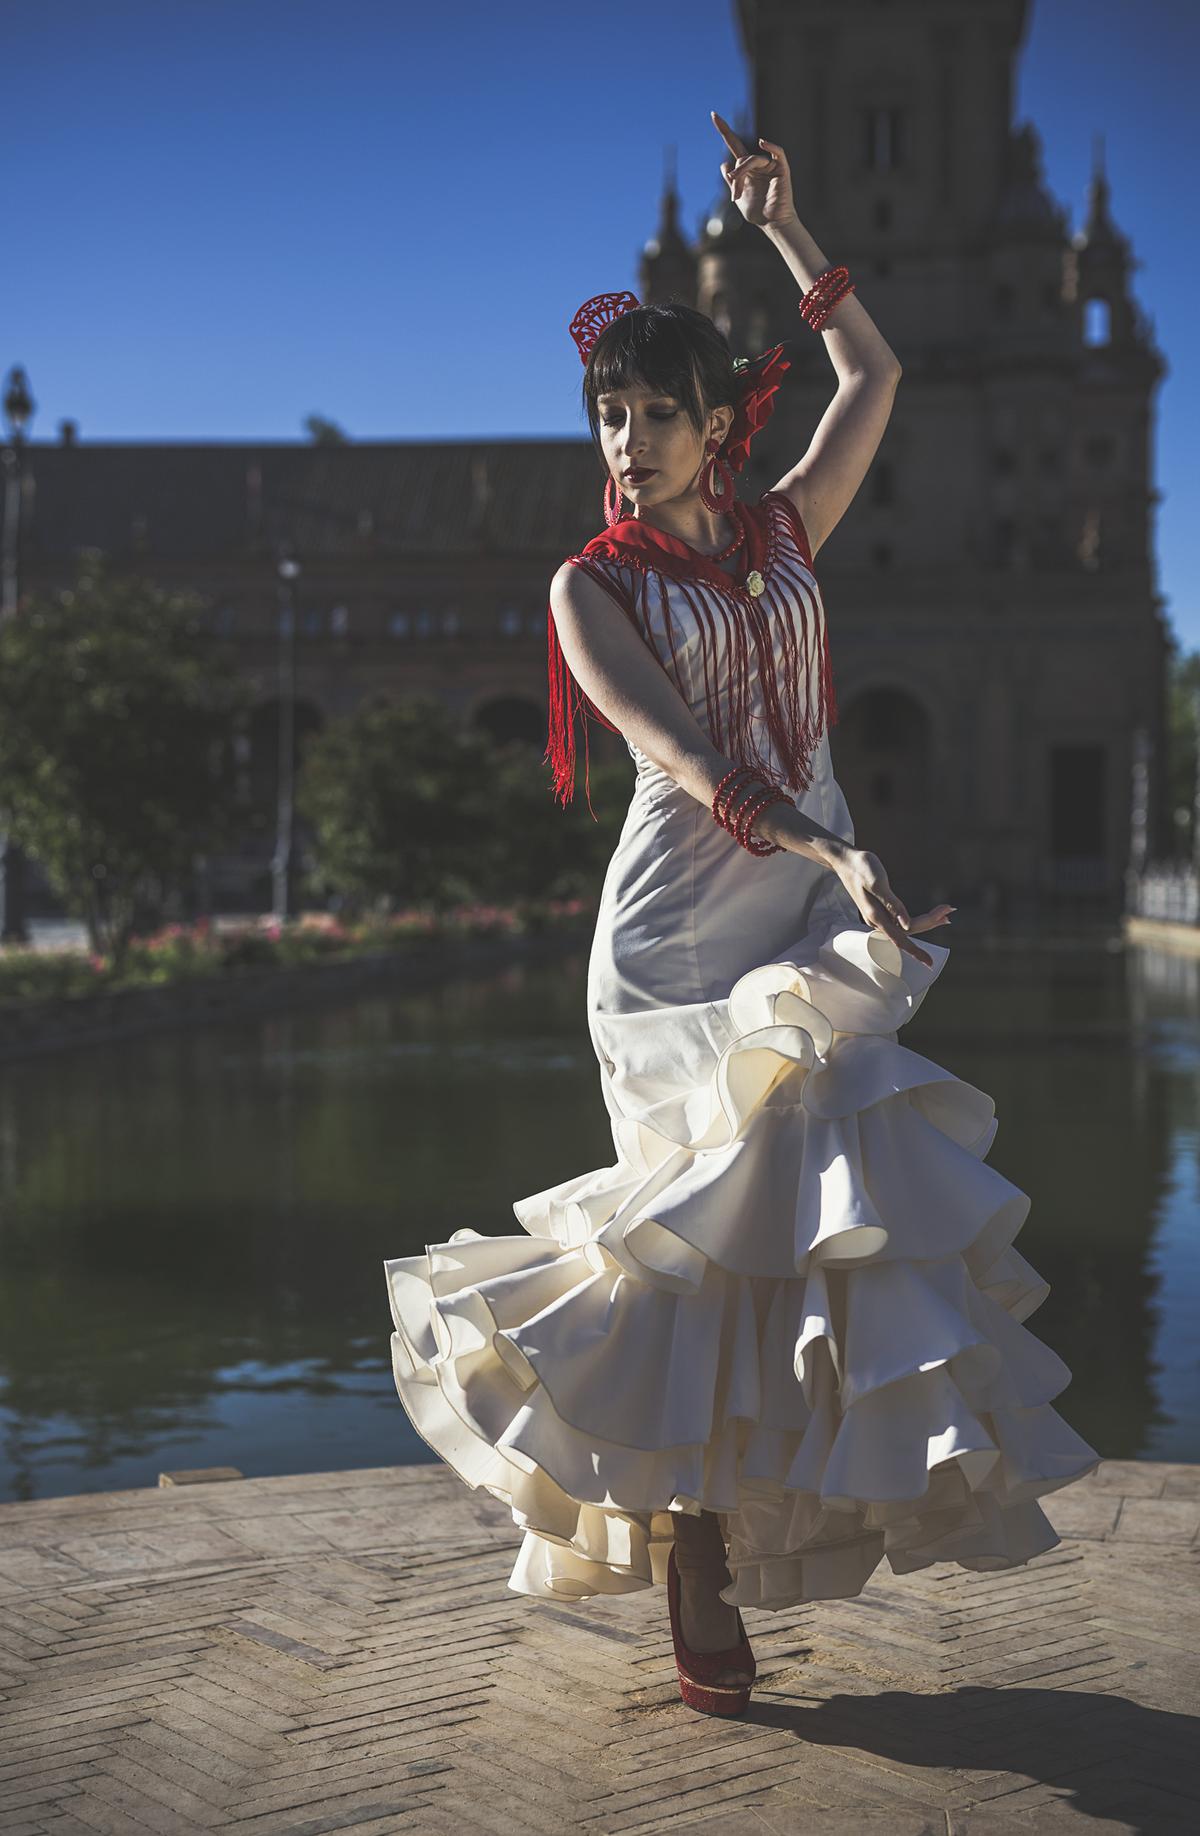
[835,847,954,969]
[711,111,797,230]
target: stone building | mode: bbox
[651,0,1169,916]
[9,0,1169,917]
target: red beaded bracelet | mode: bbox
[713,765,761,828]
[800,265,851,320]
[713,764,760,828]
[733,785,791,855]
[799,264,856,333]
[711,765,790,856]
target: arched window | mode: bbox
[1083,297,1111,347]
[388,609,410,638]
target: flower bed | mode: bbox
[0,899,591,1007]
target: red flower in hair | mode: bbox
[721,343,791,474]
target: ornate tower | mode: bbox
[635,0,1169,914]
[639,147,698,307]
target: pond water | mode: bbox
[0,930,1197,1503]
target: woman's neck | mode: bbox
[631,496,740,556]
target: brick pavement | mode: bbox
[0,1459,1196,1835]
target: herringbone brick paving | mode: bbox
[0,1460,1196,1835]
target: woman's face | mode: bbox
[596,381,734,511]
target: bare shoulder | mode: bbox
[550,558,622,620]
[550,558,588,607]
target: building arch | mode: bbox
[830,676,947,901]
[470,694,545,750]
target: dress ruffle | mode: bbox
[384,914,1099,1611]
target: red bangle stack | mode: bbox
[712,765,791,857]
[799,265,856,333]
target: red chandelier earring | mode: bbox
[604,476,626,527]
[698,438,736,514]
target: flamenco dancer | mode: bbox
[384,111,1099,1717]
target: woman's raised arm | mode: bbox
[711,112,903,561]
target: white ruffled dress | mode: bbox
[384,490,1099,1611]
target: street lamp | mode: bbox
[0,363,35,944]
[272,548,301,921]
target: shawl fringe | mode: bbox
[544,492,837,818]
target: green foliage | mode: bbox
[471,741,634,903]
[0,551,250,967]
[303,414,349,444]
[297,697,489,914]
[297,696,630,913]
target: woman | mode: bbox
[384,112,1099,1718]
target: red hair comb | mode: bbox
[569,290,641,365]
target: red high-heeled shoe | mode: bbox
[666,1541,756,1716]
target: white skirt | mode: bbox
[384,740,1099,1609]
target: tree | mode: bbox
[297,696,625,914]
[0,551,250,967]
[298,697,492,914]
[303,414,349,444]
[472,741,631,902]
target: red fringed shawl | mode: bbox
[544,490,838,818]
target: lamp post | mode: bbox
[272,548,301,922]
[0,363,34,945]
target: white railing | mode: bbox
[1127,863,1200,924]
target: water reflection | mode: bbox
[0,933,1196,1502]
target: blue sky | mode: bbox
[9,0,1199,644]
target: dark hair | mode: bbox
[581,302,738,467]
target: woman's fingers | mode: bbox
[711,110,748,158]
[907,904,955,933]
[857,894,931,966]
[860,887,934,963]
[871,906,933,967]
[866,885,911,930]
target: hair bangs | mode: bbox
[582,302,734,458]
